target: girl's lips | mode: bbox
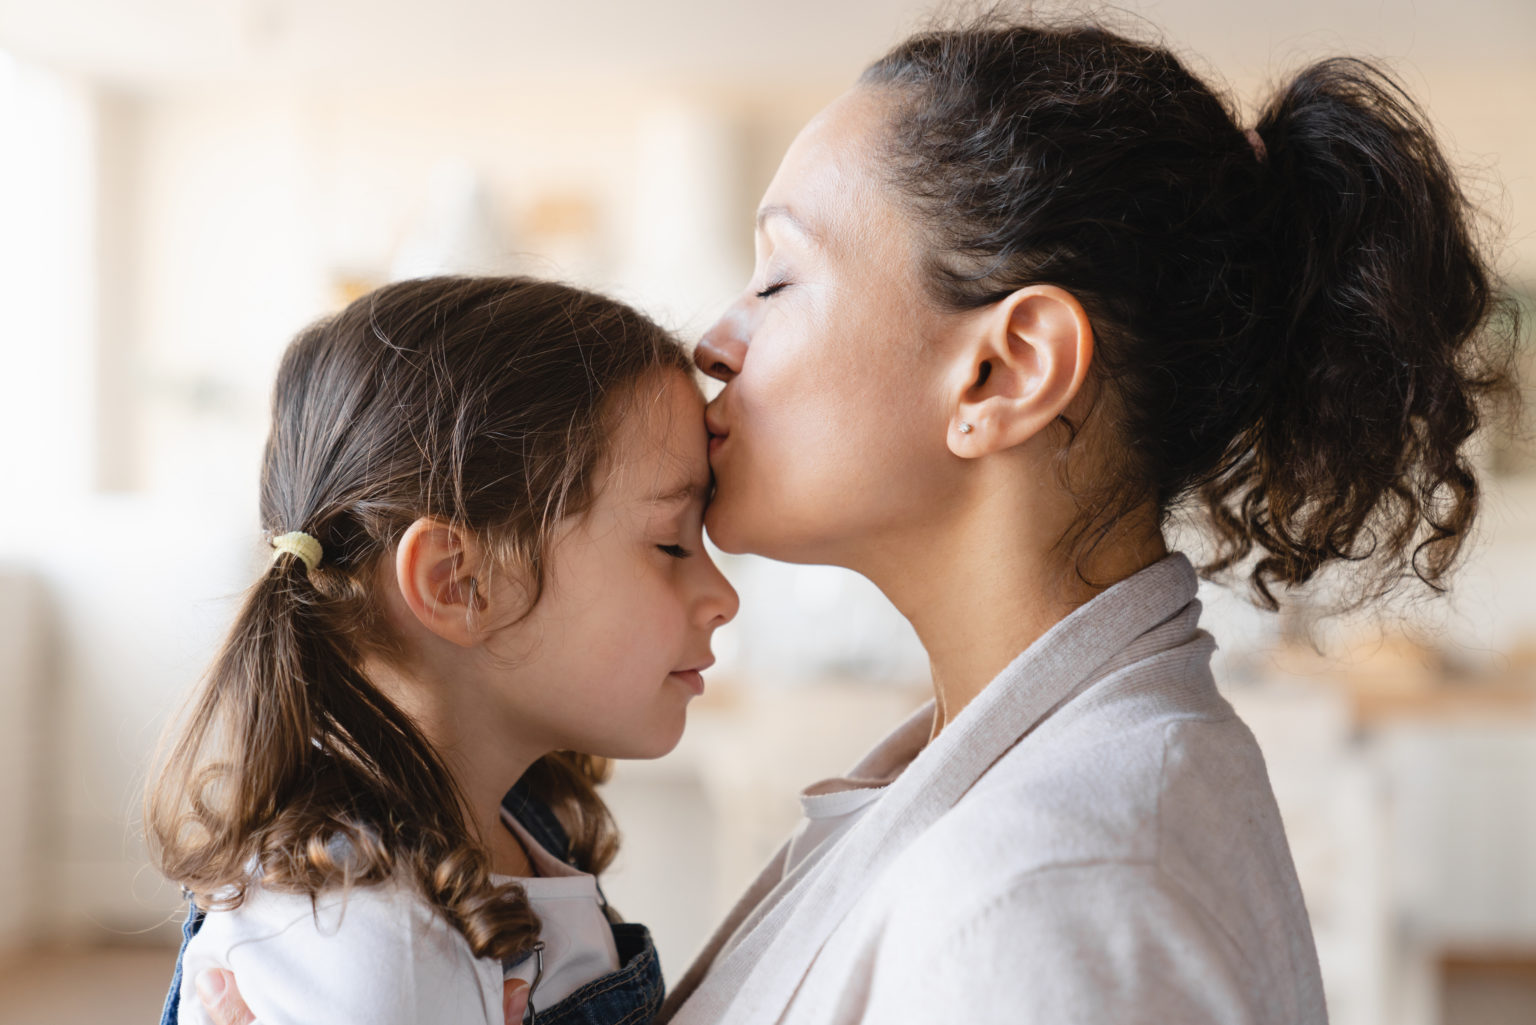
[708,434,727,458]
[669,669,706,695]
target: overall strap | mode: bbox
[501,777,575,865]
[157,896,206,1025]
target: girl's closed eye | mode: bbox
[657,543,694,559]
[755,281,791,300]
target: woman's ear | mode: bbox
[393,517,501,647]
[945,284,1094,458]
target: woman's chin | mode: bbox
[703,501,755,555]
[705,494,846,565]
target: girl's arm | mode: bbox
[178,884,503,1025]
[194,969,531,1025]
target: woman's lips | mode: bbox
[704,408,729,460]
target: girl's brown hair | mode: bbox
[146,276,691,960]
[863,13,1519,608]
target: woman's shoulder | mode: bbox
[862,700,1318,1018]
[882,682,1308,960]
[965,652,1250,813]
[179,878,501,1025]
[993,693,1270,827]
[893,672,1286,906]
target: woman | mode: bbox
[200,13,1515,1025]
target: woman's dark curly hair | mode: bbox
[863,13,1520,608]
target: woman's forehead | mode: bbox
[761,89,896,247]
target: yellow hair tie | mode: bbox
[270,531,323,572]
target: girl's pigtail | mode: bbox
[1201,58,1519,607]
[147,552,320,905]
[148,539,543,960]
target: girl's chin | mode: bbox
[588,716,689,762]
[627,727,688,762]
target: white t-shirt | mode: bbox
[176,813,619,1025]
[780,709,927,880]
[704,708,926,970]
[497,810,621,1004]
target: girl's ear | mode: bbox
[944,284,1094,458]
[394,517,504,647]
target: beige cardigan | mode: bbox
[660,555,1327,1025]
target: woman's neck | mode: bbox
[859,492,1166,738]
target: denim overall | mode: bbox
[158,780,665,1025]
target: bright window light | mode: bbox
[0,51,95,515]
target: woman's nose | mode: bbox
[695,308,750,382]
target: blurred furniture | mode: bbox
[1439,953,1536,1025]
[0,569,45,956]
[1251,636,1536,1025]
[1226,679,1391,1025]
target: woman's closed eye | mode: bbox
[657,544,694,559]
[755,281,791,300]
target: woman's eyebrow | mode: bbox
[756,204,819,243]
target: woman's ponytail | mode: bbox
[864,20,1519,609]
[1200,58,1520,606]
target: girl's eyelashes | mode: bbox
[755,281,791,300]
[657,544,694,559]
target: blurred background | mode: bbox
[0,0,1532,1022]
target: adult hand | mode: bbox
[195,966,530,1025]
[195,969,255,1025]
[503,978,530,1024]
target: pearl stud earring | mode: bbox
[958,422,974,434]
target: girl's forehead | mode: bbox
[603,374,708,501]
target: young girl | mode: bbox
[146,275,738,1025]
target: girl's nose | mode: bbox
[697,556,740,630]
[695,309,750,382]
